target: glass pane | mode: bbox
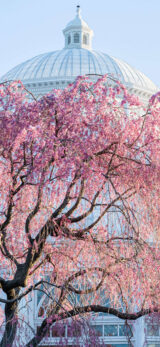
[147,324,159,336]
[91,324,103,336]
[74,33,79,43]
[52,324,65,337]
[119,324,132,337]
[83,35,87,45]
[104,325,118,336]
[37,286,44,305]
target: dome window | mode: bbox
[68,35,71,45]
[83,34,88,45]
[74,33,79,43]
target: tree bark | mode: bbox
[0,289,19,347]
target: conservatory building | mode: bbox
[1,6,160,347]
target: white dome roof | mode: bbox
[0,6,158,98]
[64,7,89,31]
[1,48,157,93]
[65,18,89,30]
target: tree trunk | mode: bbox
[0,289,19,347]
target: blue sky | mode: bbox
[0,0,160,86]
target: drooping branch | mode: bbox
[68,181,106,223]
[25,305,159,347]
[70,187,134,238]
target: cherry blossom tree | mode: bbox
[0,76,160,346]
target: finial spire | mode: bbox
[76,5,81,18]
[63,5,93,50]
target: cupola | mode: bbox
[63,6,93,50]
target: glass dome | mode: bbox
[0,6,158,100]
[1,49,157,92]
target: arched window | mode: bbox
[74,33,79,43]
[68,35,71,45]
[83,34,88,45]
